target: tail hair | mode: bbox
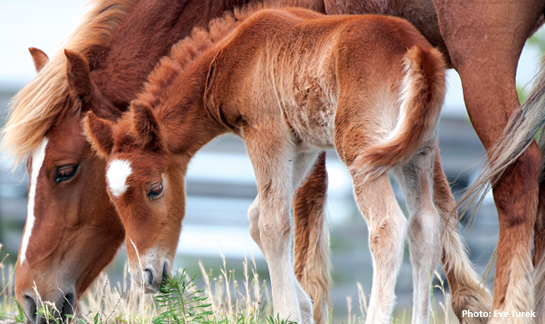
[457,53,545,218]
[350,46,446,180]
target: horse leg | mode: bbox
[392,141,441,324]
[535,180,545,319]
[247,196,263,250]
[432,148,492,323]
[292,152,330,324]
[535,183,545,266]
[349,173,406,324]
[248,151,329,324]
[289,151,325,324]
[244,129,312,324]
[433,0,544,315]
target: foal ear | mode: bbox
[28,47,49,72]
[65,49,93,104]
[131,103,163,151]
[83,111,115,158]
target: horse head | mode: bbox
[84,102,186,293]
[14,49,125,324]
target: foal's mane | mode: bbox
[133,4,265,112]
[1,0,136,165]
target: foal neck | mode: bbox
[153,52,229,157]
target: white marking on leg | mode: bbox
[20,137,49,265]
[106,159,132,197]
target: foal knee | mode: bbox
[248,198,261,245]
[258,214,291,255]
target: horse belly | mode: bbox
[283,78,337,150]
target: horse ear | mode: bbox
[28,47,49,72]
[131,103,163,151]
[84,111,115,158]
[65,49,93,105]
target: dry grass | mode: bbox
[0,247,455,324]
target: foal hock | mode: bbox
[85,8,448,324]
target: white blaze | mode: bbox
[20,137,49,265]
[107,159,133,197]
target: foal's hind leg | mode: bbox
[293,152,330,324]
[393,142,441,324]
[432,149,491,323]
[351,173,407,324]
[290,151,324,324]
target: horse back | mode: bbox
[204,10,439,149]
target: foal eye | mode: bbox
[148,183,164,200]
[55,165,79,184]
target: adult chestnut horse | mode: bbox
[83,7,450,323]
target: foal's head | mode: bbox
[84,102,186,292]
[82,6,256,291]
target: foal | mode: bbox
[85,8,446,324]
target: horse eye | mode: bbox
[148,183,164,200]
[55,165,79,184]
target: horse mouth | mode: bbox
[160,262,170,289]
[23,291,75,324]
[60,293,76,321]
[142,262,170,294]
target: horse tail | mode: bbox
[293,152,330,324]
[432,151,493,323]
[349,46,446,180]
[458,56,545,216]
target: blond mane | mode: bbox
[1,0,136,165]
[134,3,266,111]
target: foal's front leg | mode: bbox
[244,129,311,324]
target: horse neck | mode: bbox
[159,58,228,157]
[89,0,254,109]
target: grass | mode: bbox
[0,246,455,324]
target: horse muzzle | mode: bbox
[20,288,76,324]
[129,252,172,293]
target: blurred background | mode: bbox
[0,0,544,320]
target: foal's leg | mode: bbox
[244,129,311,324]
[248,152,327,323]
[432,149,492,323]
[393,143,441,324]
[247,196,263,250]
[290,151,323,324]
[293,152,330,324]
[351,173,407,324]
[433,0,544,315]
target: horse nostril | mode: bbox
[24,294,38,324]
[61,292,75,321]
[144,268,154,286]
